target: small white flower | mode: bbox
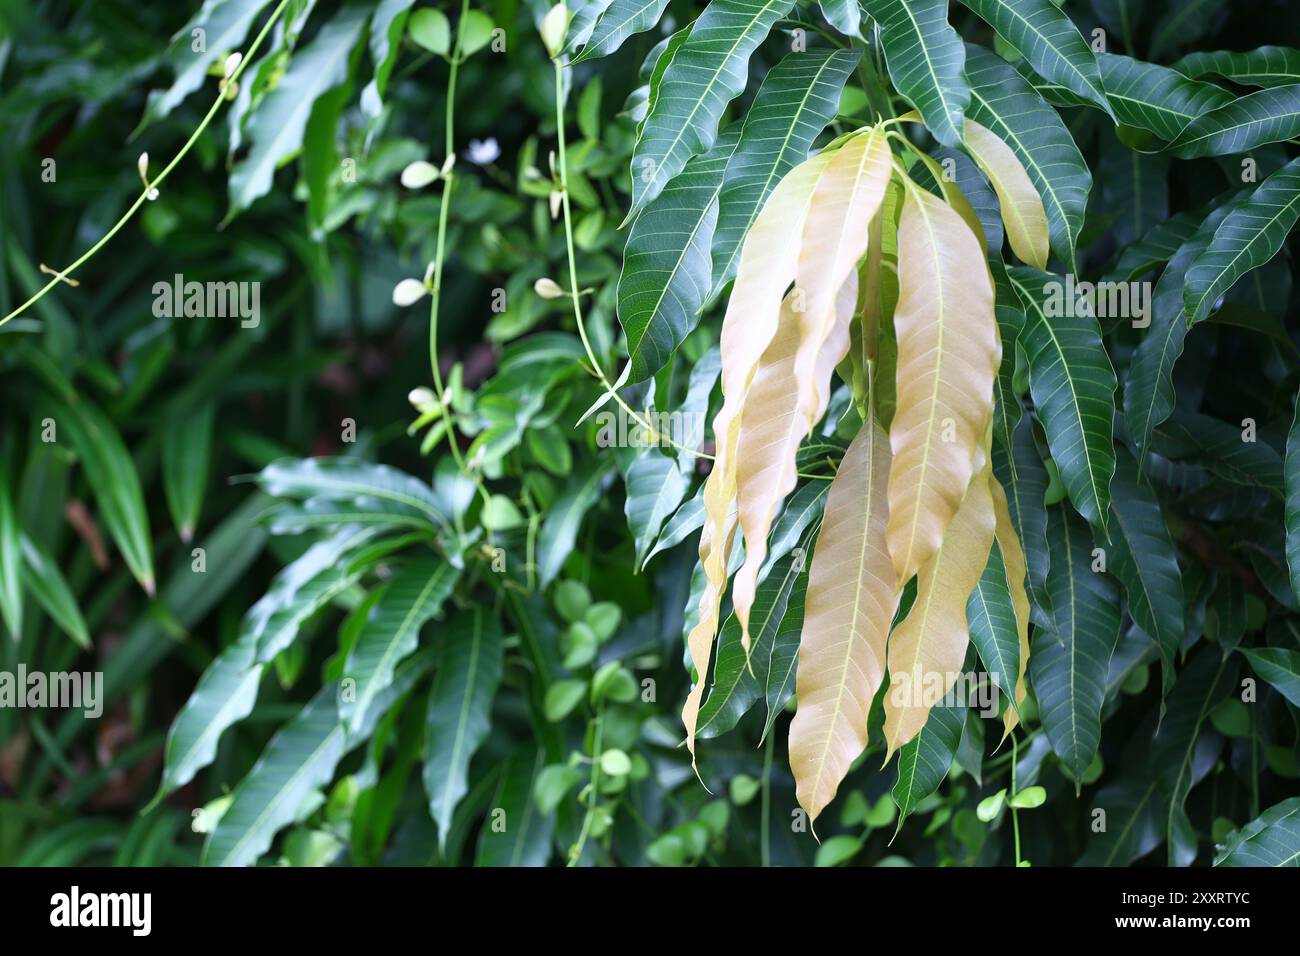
[400,160,439,189]
[466,138,500,165]
[408,387,437,408]
[392,278,429,306]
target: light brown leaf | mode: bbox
[883,463,997,758]
[788,418,896,825]
[886,180,999,585]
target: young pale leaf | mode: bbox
[341,560,459,735]
[709,48,861,297]
[1167,84,1300,159]
[883,466,996,758]
[162,402,215,543]
[789,419,896,825]
[887,181,999,585]
[1030,505,1122,788]
[1174,45,1300,88]
[618,128,739,383]
[627,0,796,217]
[227,6,368,216]
[962,118,1049,268]
[1009,266,1116,530]
[1098,53,1233,142]
[1184,157,1300,325]
[965,43,1091,272]
[53,396,155,595]
[424,610,505,849]
[861,0,969,147]
[957,0,1113,119]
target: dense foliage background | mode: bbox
[1,0,1298,867]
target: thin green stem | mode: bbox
[761,729,774,868]
[1010,731,1023,867]
[568,707,605,866]
[0,0,294,331]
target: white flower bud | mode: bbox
[400,161,439,189]
[223,52,242,79]
[541,4,570,58]
[392,278,429,306]
[534,277,564,300]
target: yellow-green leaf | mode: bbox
[963,118,1049,268]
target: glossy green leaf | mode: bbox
[0,465,21,639]
[257,457,453,531]
[1239,647,1300,707]
[892,700,964,829]
[958,0,1113,118]
[1030,505,1122,787]
[861,0,969,147]
[623,449,693,565]
[1009,266,1117,530]
[1174,45,1300,88]
[967,540,1021,707]
[571,0,671,64]
[627,0,795,217]
[1167,84,1300,159]
[162,402,215,543]
[19,534,89,649]
[475,747,553,866]
[1214,796,1300,866]
[1098,53,1232,142]
[424,610,505,849]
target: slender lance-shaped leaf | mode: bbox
[1174,46,1300,89]
[475,747,553,866]
[618,128,739,383]
[957,0,1113,119]
[991,476,1032,735]
[884,465,996,758]
[0,465,21,639]
[1098,53,1233,142]
[709,48,861,296]
[162,402,215,543]
[51,396,155,595]
[967,540,1021,711]
[1240,647,1300,708]
[1104,452,1184,702]
[965,44,1091,272]
[1156,410,1284,498]
[887,180,999,585]
[992,413,1052,624]
[1030,505,1122,789]
[628,0,796,217]
[623,449,693,565]
[1287,391,1300,606]
[257,457,452,530]
[892,699,964,830]
[227,6,368,216]
[1009,266,1117,530]
[789,420,896,825]
[1214,796,1300,866]
[203,688,346,866]
[1184,157,1300,325]
[18,535,89,649]
[698,548,810,739]
[424,610,505,849]
[139,0,274,127]
[860,0,969,147]
[963,118,1049,268]
[571,0,671,63]
[564,0,617,55]
[1167,84,1300,159]
[684,150,832,760]
[642,491,705,569]
[538,462,613,587]
[341,560,459,736]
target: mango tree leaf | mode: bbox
[0,466,21,638]
[965,43,1091,271]
[227,6,367,216]
[1239,647,1300,707]
[361,0,418,114]
[861,0,969,147]
[1099,136,1167,246]
[967,540,1021,707]
[1030,505,1122,788]
[820,0,861,36]
[571,0,671,64]
[52,396,155,595]
[475,747,553,866]
[1214,796,1300,866]
[423,609,505,849]
[537,462,613,587]
[1167,85,1300,159]
[257,457,453,531]
[1184,157,1300,325]
[1174,45,1300,88]
[992,414,1052,624]
[1287,391,1300,606]
[1155,411,1284,499]
[1009,266,1116,530]
[1098,53,1232,142]
[958,0,1113,119]
[892,700,964,830]
[627,0,795,216]
[709,48,862,296]
[340,560,459,735]
[623,449,693,565]
[618,127,739,382]
[1149,0,1228,60]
